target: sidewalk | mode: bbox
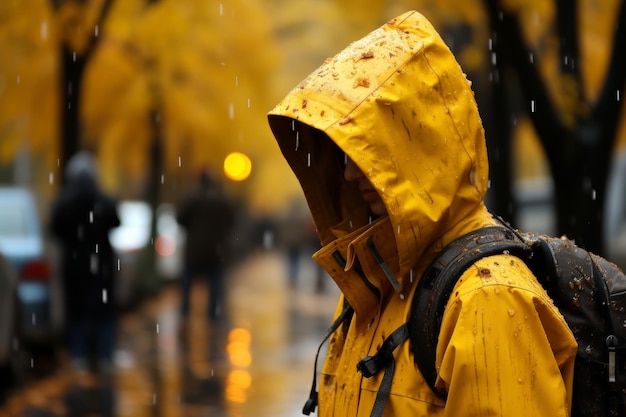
[0,249,339,417]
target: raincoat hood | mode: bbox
[268,10,489,281]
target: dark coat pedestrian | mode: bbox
[50,151,120,372]
[177,170,235,320]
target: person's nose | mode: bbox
[344,157,364,182]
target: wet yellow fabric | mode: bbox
[268,10,576,417]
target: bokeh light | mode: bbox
[224,152,252,181]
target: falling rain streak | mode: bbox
[40,21,48,39]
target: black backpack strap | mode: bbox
[409,225,532,396]
[357,323,409,417]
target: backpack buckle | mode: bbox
[357,355,384,378]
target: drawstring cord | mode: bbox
[302,302,354,415]
[366,236,403,292]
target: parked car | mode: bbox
[0,187,58,351]
[109,201,184,308]
[0,252,20,402]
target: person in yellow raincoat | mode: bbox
[268,10,577,417]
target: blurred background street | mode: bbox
[0,247,339,417]
[1,1,626,416]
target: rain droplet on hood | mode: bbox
[469,168,477,186]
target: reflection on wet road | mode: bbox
[0,250,338,417]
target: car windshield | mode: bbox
[0,202,29,238]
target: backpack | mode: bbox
[303,222,626,417]
[409,224,626,417]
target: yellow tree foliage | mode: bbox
[80,0,291,211]
[1,0,623,212]
[0,0,58,167]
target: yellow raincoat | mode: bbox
[268,10,577,417]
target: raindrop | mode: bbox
[591,189,596,200]
[585,345,593,355]
[90,254,98,273]
[235,75,239,87]
[488,38,493,51]
[40,21,48,40]
[508,308,515,316]
[399,293,405,300]
[229,103,235,119]
[153,393,157,404]
[156,323,160,334]
[618,90,621,102]
[49,172,54,184]
[491,52,497,66]
[291,120,296,131]
[32,313,36,325]
[94,25,99,38]
[178,156,182,167]
[161,174,165,184]
[247,98,251,109]
[95,243,99,254]
[263,229,274,249]
[117,259,121,271]
[529,53,534,64]
[409,269,414,283]
[219,3,223,15]
[295,131,299,151]
[102,289,108,304]
[72,52,77,62]
[307,152,311,167]
[30,358,34,368]
[16,75,20,85]
[89,210,94,223]
[530,100,536,113]
[397,225,401,235]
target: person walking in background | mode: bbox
[50,151,121,376]
[177,169,235,323]
[267,10,576,417]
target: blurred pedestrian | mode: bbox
[177,169,235,322]
[50,151,121,375]
[277,199,310,288]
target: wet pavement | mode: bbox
[0,249,339,417]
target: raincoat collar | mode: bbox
[313,215,401,318]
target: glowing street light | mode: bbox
[224,152,252,181]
